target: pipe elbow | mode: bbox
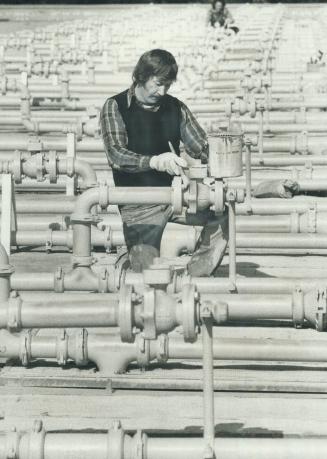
[161,224,199,257]
[73,187,101,216]
[22,117,36,132]
[73,159,97,188]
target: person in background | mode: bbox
[100,49,228,275]
[207,0,239,33]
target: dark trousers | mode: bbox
[119,204,229,276]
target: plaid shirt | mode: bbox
[100,85,208,173]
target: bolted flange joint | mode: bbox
[315,288,327,332]
[182,283,199,343]
[119,284,138,343]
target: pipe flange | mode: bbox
[108,421,124,459]
[133,430,146,459]
[12,150,22,184]
[7,294,22,331]
[182,284,198,343]
[296,131,308,155]
[98,182,109,209]
[28,420,46,459]
[54,266,64,293]
[290,212,300,234]
[20,330,32,366]
[307,205,317,234]
[136,333,151,368]
[5,428,19,459]
[292,287,304,328]
[187,180,197,215]
[316,288,327,332]
[35,152,44,182]
[74,328,88,366]
[210,179,224,214]
[56,329,68,366]
[103,226,112,253]
[171,176,183,216]
[225,99,232,118]
[156,334,168,363]
[48,150,57,183]
[143,288,156,340]
[119,284,134,343]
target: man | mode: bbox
[100,49,228,275]
[207,0,239,33]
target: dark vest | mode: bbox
[112,89,181,187]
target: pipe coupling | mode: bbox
[54,266,64,293]
[7,293,22,331]
[292,287,305,328]
[20,330,32,366]
[26,420,46,459]
[315,288,327,332]
[5,428,19,459]
[56,329,68,366]
[107,421,125,459]
[12,151,22,184]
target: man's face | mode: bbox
[214,1,223,11]
[138,76,172,105]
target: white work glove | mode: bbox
[149,152,187,176]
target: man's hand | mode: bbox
[150,152,187,176]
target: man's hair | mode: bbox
[132,49,178,86]
[211,0,225,8]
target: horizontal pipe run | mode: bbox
[1,429,327,459]
[0,290,315,330]
[4,330,327,373]
[236,233,327,249]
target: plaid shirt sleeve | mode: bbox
[100,98,151,173]
[179,101,209,163]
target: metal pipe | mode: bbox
[228,199,237,284]
[6,329,327,373]
[2,426,327,459]
[202,315,215,456]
